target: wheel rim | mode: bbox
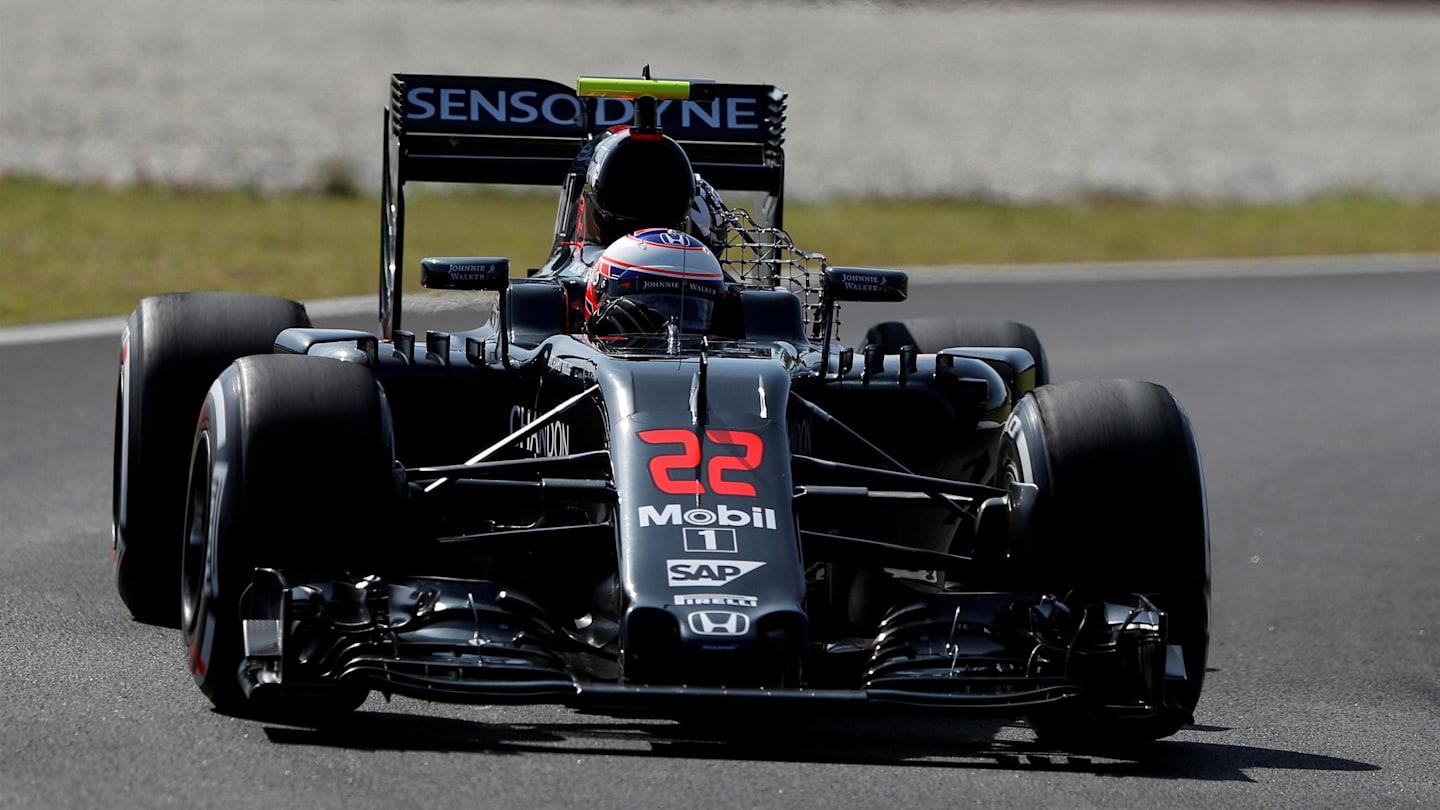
[180,432,211,634]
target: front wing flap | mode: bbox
[237,570,1180,716]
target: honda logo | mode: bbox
[687,610,751,636]
[657,229,690,246]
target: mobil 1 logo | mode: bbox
[639,503,778,531]
[683,527,737,553]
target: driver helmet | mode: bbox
[585,228,726,336]
[580,127,696,246]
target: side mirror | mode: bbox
[817,267,908,382]
[823,267,908,302]
[420,257,511,291]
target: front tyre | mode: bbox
[999,380,1210,747]
[181,355,399,716]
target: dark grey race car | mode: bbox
[111,72,1209,748]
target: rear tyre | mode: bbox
[998,380,1209,747]
[181,355,399,717]
[864,318,1050,387]
[113,293,310,627]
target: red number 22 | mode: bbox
[637,429,763,496]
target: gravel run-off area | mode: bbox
[1,0,1438,202]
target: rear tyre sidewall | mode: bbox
[114,293,310,627]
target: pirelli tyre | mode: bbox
[113,293,311,627]
[180,354,400,717]
[998,379,1210,747]
[863,318,1050,388]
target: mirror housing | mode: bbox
[817,267,908,382]
[420,257,511,291]
[823,267,908,302]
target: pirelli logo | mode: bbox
[674,594,758,608]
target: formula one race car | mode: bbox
[111,72,1210,746]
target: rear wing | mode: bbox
[390,73,786,192]
[379,73,788,336]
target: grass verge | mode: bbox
[2,175,1437,326]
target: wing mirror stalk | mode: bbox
[818,267,908,381]
[420,257,512,367]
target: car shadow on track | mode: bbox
[260,707,1379,783]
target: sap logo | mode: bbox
[687,611,750,636]
[675,594,758,608]
[666,559,765,587]
[639,504,777,530]
[683,527,737,553]
[405,88,582,126]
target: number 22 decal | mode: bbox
[637,429,763,496]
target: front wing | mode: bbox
[237,570,1186,718]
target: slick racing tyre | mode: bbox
[864,318,1050,388]
[998,379,1209,747]
[181,354,399,717]
[113,293,310,627]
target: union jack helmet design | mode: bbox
[585,228,726,336]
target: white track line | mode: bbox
[3,254,1435,347]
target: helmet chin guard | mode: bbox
[585,229,726,337]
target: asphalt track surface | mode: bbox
[2,260,1438,808]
